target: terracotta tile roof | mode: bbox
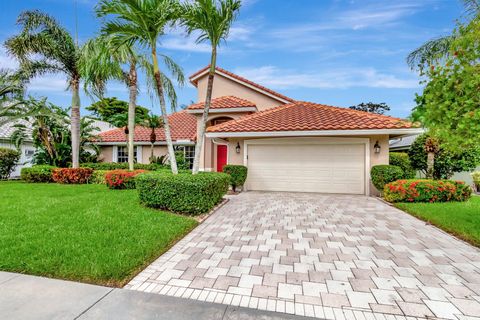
[187,96,257,110]
[189,66,295,103]
[98,111,197,143]
[207,101,415,133]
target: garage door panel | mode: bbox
[246,142,365,194]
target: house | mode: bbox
[97,66,422,195]
[0,119,35,177]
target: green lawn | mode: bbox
[395,196,480,247]
[0,182,197,287]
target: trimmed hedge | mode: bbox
[105,170,146,189]
[90,170,108,184]
[20,165,57,182]
[223,165,248,192]
[137,172,230,215]
[80,162,168,171]
[384,179,472,203]
[371,165,404,192]
[0,148,20,180]
[389,152,416,179]
[52,168,93,184]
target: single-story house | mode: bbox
[0,119,35,177]
[97,66,422,195]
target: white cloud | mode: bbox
[233,65,420,90]
[28,74,68,92]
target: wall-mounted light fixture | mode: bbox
[236,142,241,154]
[374,141,381,154]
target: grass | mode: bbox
[0,181,198,287]
[395,196,480,247]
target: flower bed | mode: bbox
[52,168,93,184]
[384,179,472,203]
[105,170,146,189]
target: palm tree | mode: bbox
[0,69,26,126]
[181,0,241,174]
[424,137,440,179]
[407,0,480,70]
[96,0,185,174]
[80,36,148,171]
[143,113,163,162]
[4,10,84,168]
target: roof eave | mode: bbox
[187,107,257,114]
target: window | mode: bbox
[174,145,195,169]
[117,146,137,163]
[211,117,233,126]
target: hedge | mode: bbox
[0,147,20,180]
[105,169,146,189]
[136,172,230,215]
[384,179,472,203]
[223,165,248,192]
[90,170,108,184]
[371,165,404,192]
[80,162,168,171]
[389,152,416,179]
[20,165,57,182]
[52,168,93,184]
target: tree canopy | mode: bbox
[349,102,390,115]
[86,97,149,125]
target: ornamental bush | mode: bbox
[223,165,248,192]
[105,170,146,189]
[20,165,57,182]
[136,172,230,215]
[52,168,94,184]
[0,148,20,180]
[371,165,404,192]
[389,152,416,179]
[384,179,472,203]
[90,170,108,184]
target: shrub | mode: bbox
[0,148,20,179]
[384,179,472,203]
[105,170,146,189]
[81,162,167,171]
[90,170,108,184]
[371,165,404,192]
[52,168,93,184]
[20,165,57,182]
[472,171,480,191]
[137,172,229,215]
[175,151,190,170]
[389,152,416,179]
[223,165,248,192]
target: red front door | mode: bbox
[216,145,227,172]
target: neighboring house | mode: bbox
[389,134,479,186]
[0,120,35,177]
[97,66,422,195]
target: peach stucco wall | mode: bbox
[99,145,168,164]
[196,74,286,111]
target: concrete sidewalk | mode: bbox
[0,271,312,320]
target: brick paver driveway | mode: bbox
[127,192,480,320]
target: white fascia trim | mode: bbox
[190,69,292,104]
[187,107,257,114]
[206,128,424,138]
[96,140,195,146]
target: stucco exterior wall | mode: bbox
[99,146,113,163]
[196,74,286,111]
[99,145,168,164]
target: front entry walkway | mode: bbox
[127,192,480,320]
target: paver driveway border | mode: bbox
[127,192,480,320]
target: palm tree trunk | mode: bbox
[151,48,178,174]
[427,152,435,179]
[71,78,81,168]
[192,46,217,174]
[128,62,137,171]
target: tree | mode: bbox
[87,98,149,123]
[407,0,480,71]
[0,69,26,126]
[349,102,390,115]
[5,10,86,168]
[143,113,163,162]
[96,0,185,174]
[181,0,241,174]
[408,134,480,180]
[413,17,480,150]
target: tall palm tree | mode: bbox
[407,0,480,70]
[4,10,85,168]
[181,0,241,174]
[143,113,163,162]
[0,69,26,126]
[96,0,185,174]
[81,36,149,171]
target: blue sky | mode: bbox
[0,0,463,118]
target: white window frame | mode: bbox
[112,145,142,163]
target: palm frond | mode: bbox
[461,0,480,16]
[406,35,454,71]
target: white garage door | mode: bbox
[246,140,366,194]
